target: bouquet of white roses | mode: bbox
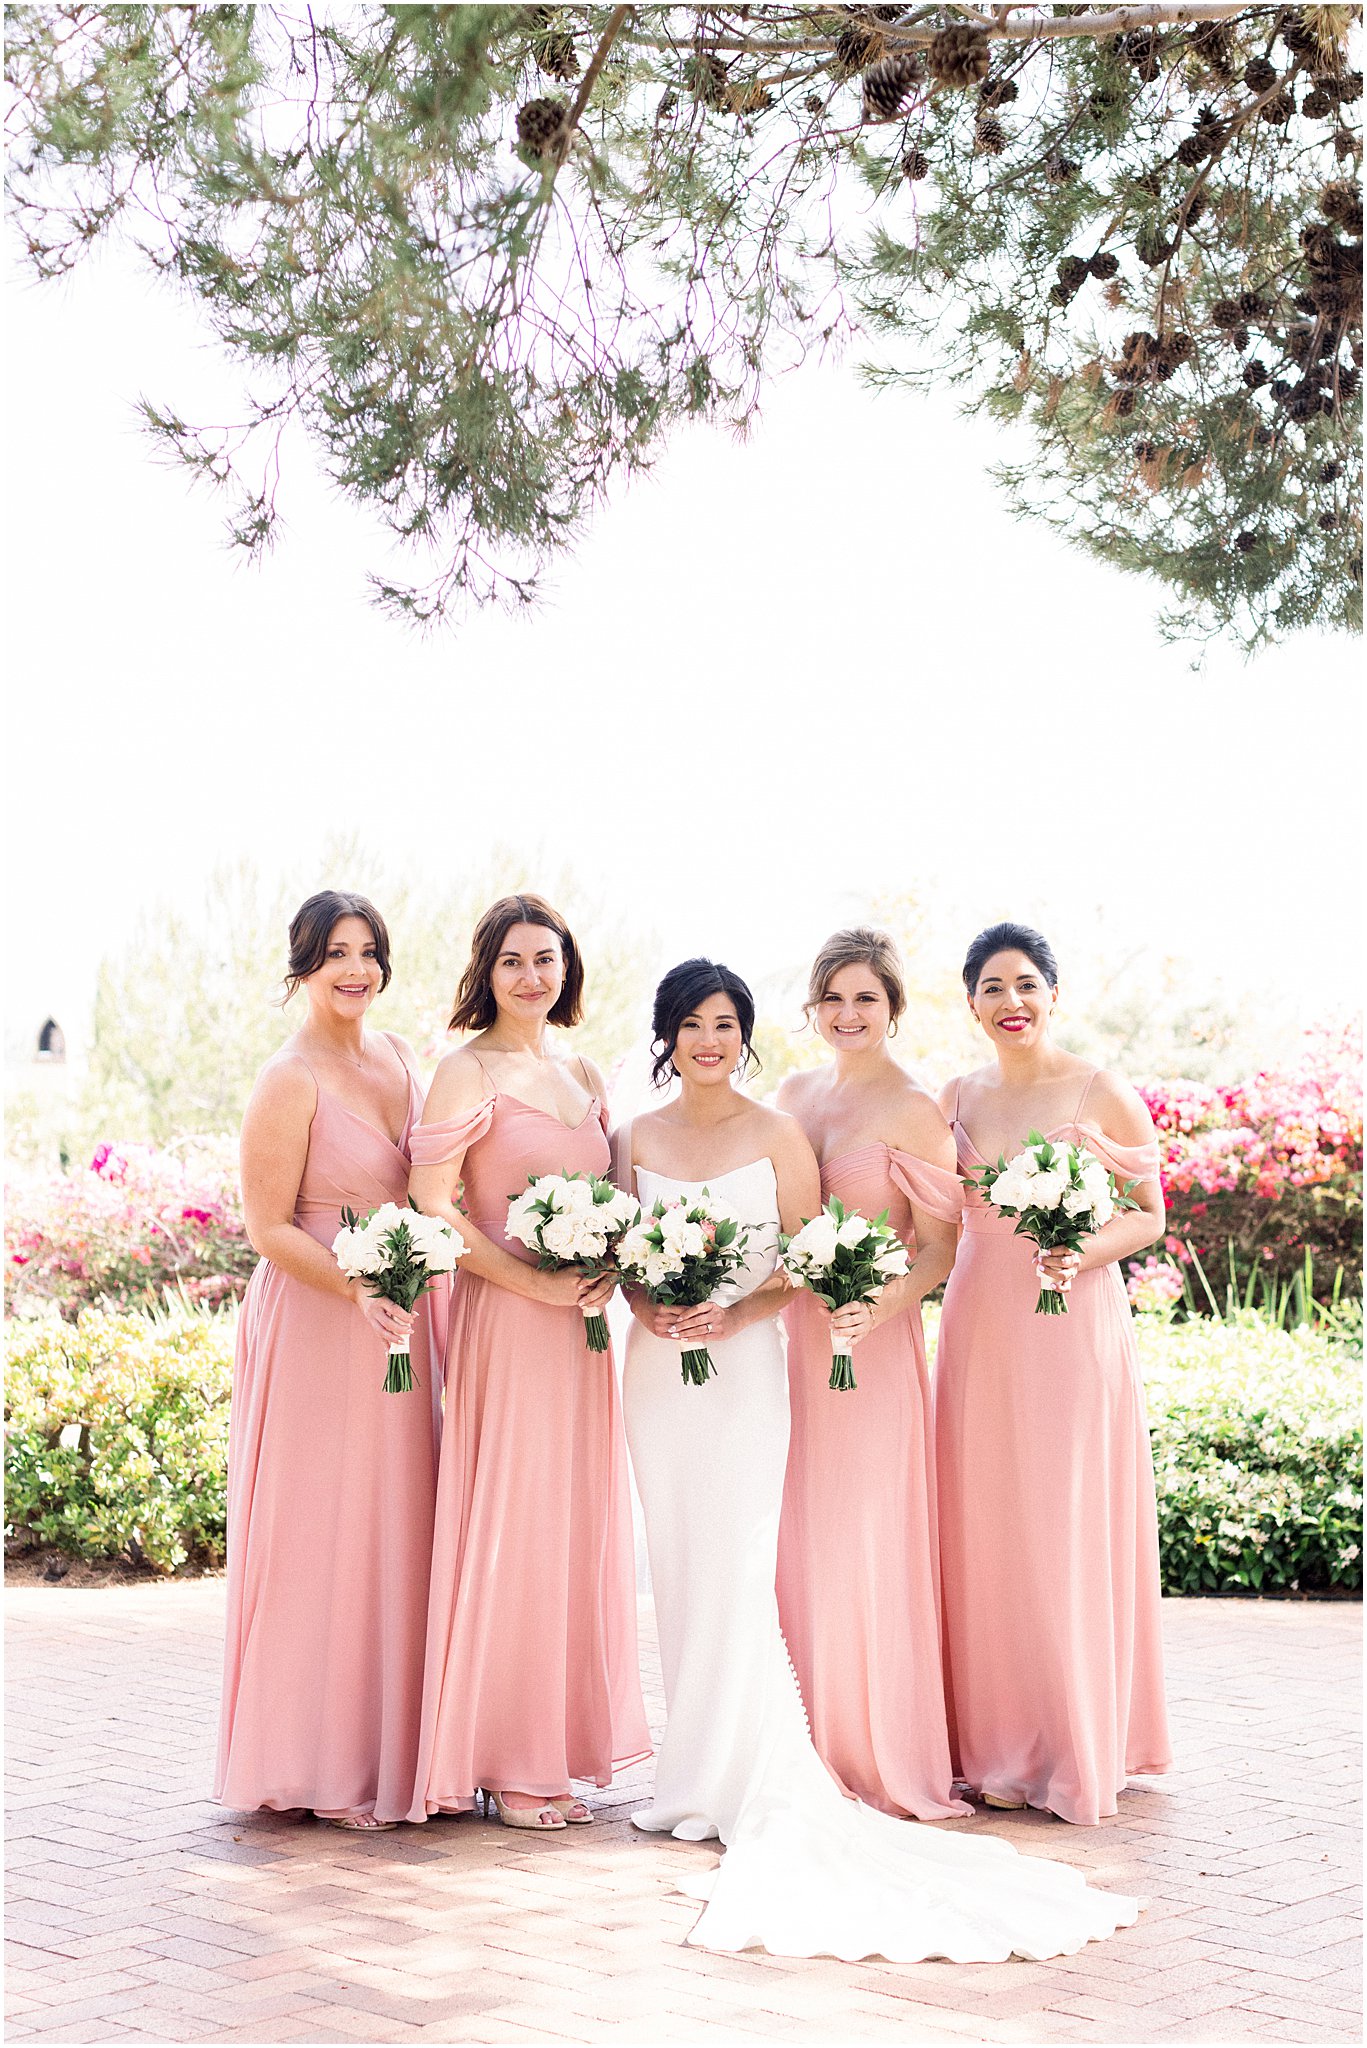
[505,1171,642,1351]
[971,1131,1139,1315]
[780,1197,910,1390]
[615,1192,750,1385]
[333,1199,468,1391]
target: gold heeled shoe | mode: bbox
[981,1792,1027,1810]
[547,1795,594,1825]
[479,1788,567,1830]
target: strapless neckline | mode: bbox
[635,1157,775,1192]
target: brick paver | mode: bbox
[4,1589,1359,2046]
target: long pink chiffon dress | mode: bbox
[407,1089,650,1817]
[215,1059,441,1824]
[934,1070,1173,1826]
[777,1144,969,1821]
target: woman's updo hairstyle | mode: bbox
[650,958,759,1088]
[962,921,1059,994]
[283,890,392,1001]
[449,893,585,1032]
[804,926,906,1033]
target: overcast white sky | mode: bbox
[5,241,1362,1064]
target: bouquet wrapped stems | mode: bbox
[780,1197,910,1392]
[332,1201,467,1391]
[970,1131,1138,1317]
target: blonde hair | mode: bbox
[804,927,906,1029]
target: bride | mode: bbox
[614,957,1142,1964]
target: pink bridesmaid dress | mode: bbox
[934,1070,1173,1825]
[777,1145,969,1821]
[407,1089,650,1817]
[215,1059,440,1823]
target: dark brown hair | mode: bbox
[449,894,585,1032]
[283,891,392,1001]
[962,921,1059,993]
[804,926,906,1030]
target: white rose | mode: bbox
[1061,1187,1093,1220]
[505,1194,542,1248]
[1026,1167,1069,1212]
[560,1177,596,1214]
[600,1190,642,1233]
[793,1213,839,1266]
[332,1226,373,1277]
[643,1250,677,1288]
[836,1213,873,1249]
[662,1217,706,1259]
[1091,1190,1115,1228]
[987,1171,1028,1212]
[541,1213,583,1259]
[874,1242,910,1277]
[617,1224,654,1275]
[532,1174,572,1211]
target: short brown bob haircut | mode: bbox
[449,894,585,1033]
[804,926,906,1031]
[284,890,392,1001]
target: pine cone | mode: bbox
[1136,226,1175,267]
[689,51,730,110]
[1177,134,1209,167]
[1321,460,1344,481]
[1119,330,1158,377]
[1333,127,1358,160]
[1119,29,1162,83]
[1134,440,1159,463]
[1056,255,1089,295]
[1238,290,1271,321]
[1225,324,1251,352]
[1111,386,1137,416]
[1156,330,1195,373]
[1319,511,1339,530]
[1302,221,1340,265]
[1044,150,1078,183]
[927,24,990,90]
[1244,57,1280,93]
[1184,191,1208,227]
[1191,22,1235,72]
[979,76,1019,108]
[1322,182,1364,234]
[975,112,1007,155]
[1235,530,1261,552]
[1242,358,1270,387]
[861,50,924,122]
[901,146,930,180]
[804,93,826,115]
[1089,250,1120,280]
[1278,12,1319,57]
[1311,278,1353,318]
[1088,84,1126,121]
[1134,168,1165,197]
[532,29,580,81]
[834,19,886,79]
[1302,87,1336,119]
[1340,365,1361,399]
[1210,297,1244,329]
[1270,378,1293,398]
[1338,71,1364,102]
[515,96,568,156]
[1260,87,1296,123]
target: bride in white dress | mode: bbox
[616,959,1142,1964]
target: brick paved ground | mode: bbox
[4,1588,1360,2048]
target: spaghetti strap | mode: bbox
[608,1117,634,1195]
[1073,1067,1099,1126]
[950,1078,963,1124]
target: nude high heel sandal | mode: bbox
[479,1789,567,1830]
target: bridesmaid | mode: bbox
[934,920,1173,1825]
[216,891,440,1829]
[406,894,651,1831]
[775,928,968,1821]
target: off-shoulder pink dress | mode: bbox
[215,1061,441,1824]
[777,1144,969,1821]
[934,1072,1173,1825]
[407,1090,650,1817]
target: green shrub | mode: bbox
[4,1301,234,1573]
[1142,1310,1361,1596]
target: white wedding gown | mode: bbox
[622,1155,1142,1963]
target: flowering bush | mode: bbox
[5,1303,234,1573]
[1133,1021,1362,1313]
[5,1139,256,1319]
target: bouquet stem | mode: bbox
[828,1348,857,1392]
[581,1304,610,1353]
[1034,1285,1070,1316]
[680,1344,715,1386]
[384,1340,418,1393]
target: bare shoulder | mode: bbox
[774,1066,822,1111]
[1086,1067,1157,1146]
[424,1044,494,1119]
[887,1076,955,1159]
[380,1030,424,1085]
[751,1100,818,1165]
[937,1062,991,1116]
[574,1052,610,1100]
[248,1049,316,1120]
